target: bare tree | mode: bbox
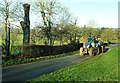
[30,26,41,44]
[33,0,62,46]
[0,0,20,56]
[85,19,97,37]
[55,7,74,45]
[87,19,97,28]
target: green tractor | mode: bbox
[80,37,105,57]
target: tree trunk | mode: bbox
[52,40,54,46]
[5,25,8,57]
[70,37,72,44]
[20,4,30,45]
[40,9,52,46]
[5,15,10,57]
[60,40,61,46]
[74,33,76,43]
[48,36,51,45]
[48,14,52,46]
[7,27,10,56]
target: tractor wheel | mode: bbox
[102,46,105,53]
[80,47,84,56]
[97,47,100,55]
[89,47,94,57]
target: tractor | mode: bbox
[80,37,105,57]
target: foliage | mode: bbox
[100,29,117,41]
[28,47,118,81]
[80,26,118,41]
[2,50,79,67]
[22,43,82,58]
[80,25,93,38]
[10,46,23,56]
[91,28,102,38]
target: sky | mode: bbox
[13,0,118,28]
[58,0,118,28]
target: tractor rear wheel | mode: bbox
[80,47,84,56]
[102,46,105,53]
[89,47,94,57]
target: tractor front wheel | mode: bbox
[89,47,94,57]
[97,47,100,55]
[80,47,84,56]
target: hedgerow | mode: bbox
[2,50,79,67]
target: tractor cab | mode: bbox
[88,37,96,43]
[83,37,98,49]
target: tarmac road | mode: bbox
[2,43,117,82]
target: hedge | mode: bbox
[2,43,83,60]
[2,50,80,67]
[22,43,82,58]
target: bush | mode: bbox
[2,50,80,67]
[10,46,23,55]
[23,43,82,58]
[2,43,82,61]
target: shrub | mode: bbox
[2,50,79,67]
[23,43,82,58]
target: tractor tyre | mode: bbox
[97,47,100,55]
[89,47,94,57]
[80,47,84,56]
[102,46,105,53]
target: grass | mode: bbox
[2,38,69,46]
[1,34,81,46]
[28,47,118,81]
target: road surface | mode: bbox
[2,43,117,82]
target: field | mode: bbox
[1,34,72,46]
[1,34,72,57]
[28,47,118,81]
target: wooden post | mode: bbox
[20,3,30,45]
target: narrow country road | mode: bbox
[2,43,117,82]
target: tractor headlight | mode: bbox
[87,45,90,48]
[91,43,94,46]
[84,44,86,48]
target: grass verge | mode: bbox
[27,47,118,81]
[2,50,79,67]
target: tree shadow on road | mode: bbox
[110,42,117,44]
